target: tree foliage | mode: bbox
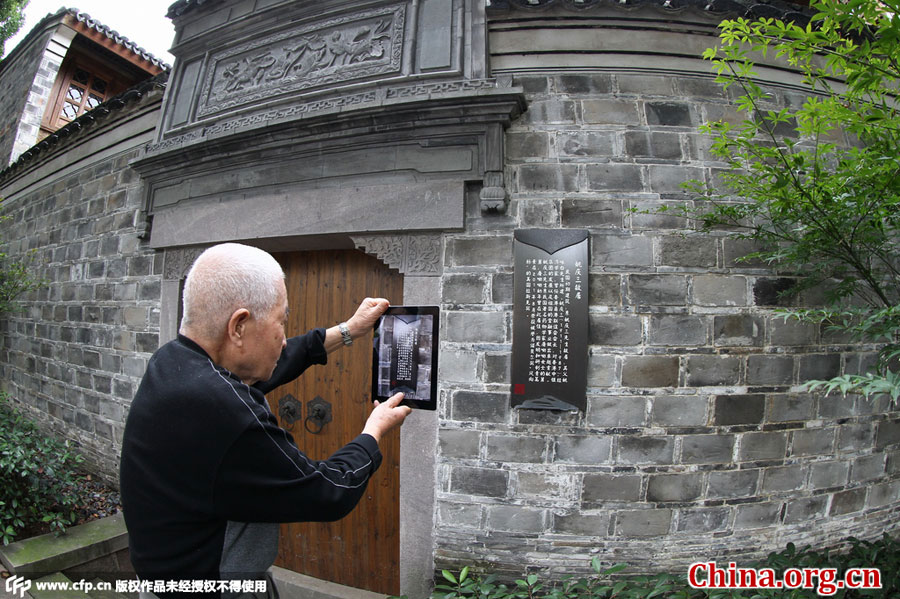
[0,204,41,316]
[0,251,39,315]
[0,395,85,544]
[690,0,900,401]
[0,0,29,58]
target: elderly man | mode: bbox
[119,243,411,598]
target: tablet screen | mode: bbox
[371,306,439,410]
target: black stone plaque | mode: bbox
[511,229,589,411]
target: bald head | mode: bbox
[180,243,285,341]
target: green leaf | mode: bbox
[603,563,629,577]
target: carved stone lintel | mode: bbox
[163,246,206,280]
[480,170,507,213]
[352,234,442,276]
[164,236,442,283]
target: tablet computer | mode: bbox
[372,306,439,410]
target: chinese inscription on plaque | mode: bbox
[511,229,589,411]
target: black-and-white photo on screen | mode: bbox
[372,306,439,410]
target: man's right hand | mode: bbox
[362,392,412,443]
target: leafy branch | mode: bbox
[690,0,900,402]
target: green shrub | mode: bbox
[427,535,899,598]
[0,394,85,544]
[683,0,900,402]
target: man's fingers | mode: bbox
[364,392,411,442]
[348,298,390,337]
[372,393,404,410]
[386,392,405,407]
[358,297,389,316]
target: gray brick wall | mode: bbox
[434,67,900,579]
[0,143,160,482]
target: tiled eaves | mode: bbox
[0,7,171,72]
[67,9,171,71]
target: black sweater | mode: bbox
[119,332,382,588]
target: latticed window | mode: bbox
[55,66,111,125]
[40,54,128,138]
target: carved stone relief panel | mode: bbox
[353,234,443,276]
[197,4,406,118]
[163,246,206,281]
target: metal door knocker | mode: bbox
[278,394,302,425]
[305,396,332,434]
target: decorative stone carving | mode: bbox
[163,246,206,280]
[480,171,507,213]
[480,122,508,213]
[384,79,498,100]
[145,79,501,154]
[143,131,201,155]
[163,237,441,282]
[352,234,443,276]
[405,236,443,275]
[135,209,153,240]
[201,90,380,137]
[197,5,405,118]
[354,236,405,270]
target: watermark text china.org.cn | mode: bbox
[689,561,882,596]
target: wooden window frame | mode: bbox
[40,52,128,137]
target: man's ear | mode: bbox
[226,308,252,346]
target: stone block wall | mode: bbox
[0,96,163,482]
[433,68,900,578]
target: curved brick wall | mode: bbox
[432,2,900,579]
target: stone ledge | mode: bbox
[270,566,386,599]
[0,512,127,576]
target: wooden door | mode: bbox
[267,250,403,596]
